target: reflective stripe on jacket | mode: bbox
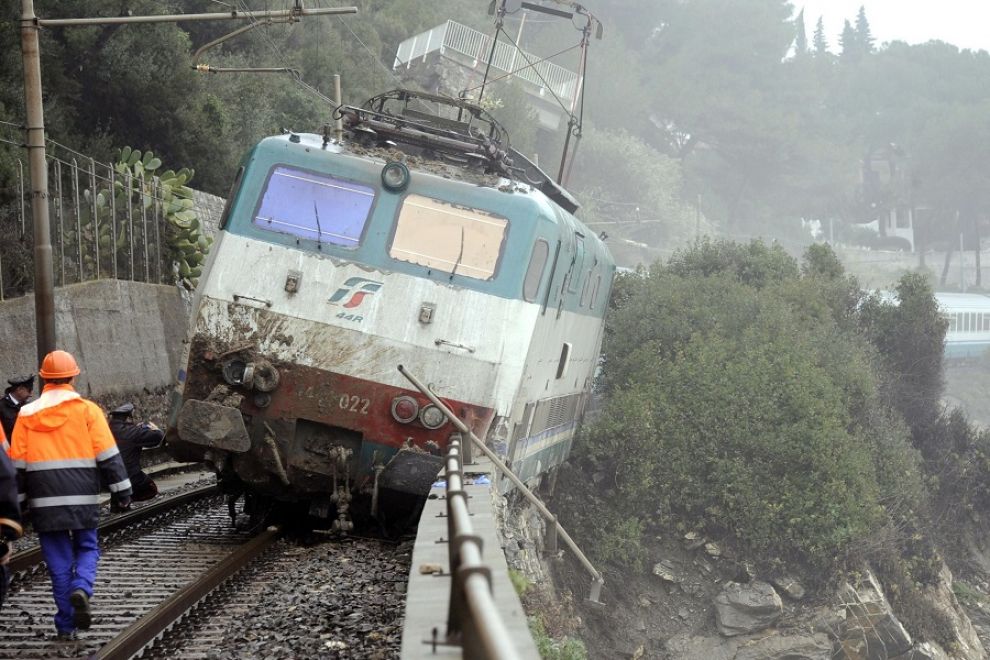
[9,384,132,532]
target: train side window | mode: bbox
[524,240,549,302]
[541,241,562,315]
[556,342,572,379]
[589,274,602,309]
[390,194,508,281]
[579,268,593,307]
[950,313,958,333]
[566,236,586,294]
[984,315,990,332]
[253,165,375,247]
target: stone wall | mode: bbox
[0,279,188,397]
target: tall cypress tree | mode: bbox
[855,5,875,53]
[813,16,829,55]
[794,8,808,56]
[839,19,857,59]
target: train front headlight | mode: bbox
[391,395,419,424]
[381,162,410,192]
[419,404,447,429]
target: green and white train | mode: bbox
[166,90,614,524]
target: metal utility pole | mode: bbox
[18,0,356,366]
[21,0,54,367]
[960,230,966,293]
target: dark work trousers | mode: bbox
[38,528,99,633]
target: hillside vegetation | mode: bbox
[557,240,990,648]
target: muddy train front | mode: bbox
[162,221,507,530]
[166,310,495,529]
[162,130,546,529]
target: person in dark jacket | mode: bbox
[107,403,164,504]
[1,374,34,440]
[0,425,24,611]
[9,350,131,640]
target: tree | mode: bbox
[839,19,858,60]
[568,127,696,249]
[860,273,947,444]
[855,5,875,53]
[794,8,808,57]
[567,240,926,572]
[813,16,829,55]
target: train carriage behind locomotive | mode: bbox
[166,90,615,523]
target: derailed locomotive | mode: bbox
[166,90,614,528]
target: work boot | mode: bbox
[55,630,78,642]
[132,479,158,502]
[70,589,91,630]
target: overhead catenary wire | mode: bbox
[225,0,342,109]
[489,25,576,118]
[458,41,582,103]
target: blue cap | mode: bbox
[110,402,135,416]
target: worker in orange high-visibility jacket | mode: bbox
[9,350,131,641]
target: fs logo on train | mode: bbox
[329,276,383,323]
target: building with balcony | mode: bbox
[393,20,579,133]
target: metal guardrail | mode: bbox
[393,20,578,105]
[398,365,604,606]
[441,438,521,659]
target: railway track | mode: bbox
[0,488,251,657]
[1,484,412,659]
[7,482,220,577]
[139,535,410,659]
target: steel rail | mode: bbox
[398,364,604,603]
[95,525,280,660]
[7,483,219,574]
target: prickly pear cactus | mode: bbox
[118,146,212,287]
[67,146,212,288]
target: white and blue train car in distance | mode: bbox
[936,292,990,359]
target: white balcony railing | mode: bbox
[394,20,579,108]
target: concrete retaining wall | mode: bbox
[0,280,188,397]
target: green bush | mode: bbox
[508,569,532,597]
[530,617,588,660]
[571,241,928,573]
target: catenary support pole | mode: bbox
[20,0,55,365]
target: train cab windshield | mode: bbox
[253,165,376,247]
[389,194,508,281]
[233,152,550,299]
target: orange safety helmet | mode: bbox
[39,349,81,379]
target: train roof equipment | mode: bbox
[332,88,580,214]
